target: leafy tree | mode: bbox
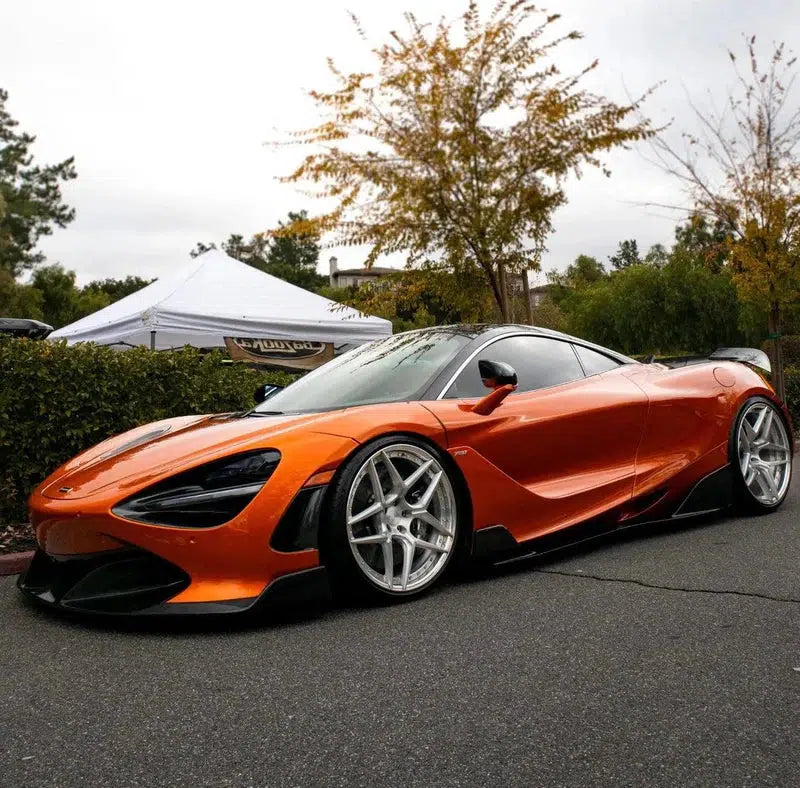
[564,254,741,355]
[0,267,43,319]
[568,255,608,285]
[547,254,607,308]
[1,267,151,328]
[649,38,800,399]
[30,264,111,329]
[322,262,497,333]
[557,219,744,355]
[192,211,326,291]
[0,88,77,277]
[263,211,326,291]
[189,240,217,258]
[278,1,656,320]
[530,298,567,332]
[29,265,77,328]
[608,239,642,270]
[83,276,153,302]
[673,214,731,273]
[644,243,669,267]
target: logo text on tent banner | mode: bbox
[224,337,334,371]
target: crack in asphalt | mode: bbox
[534,568,800,604]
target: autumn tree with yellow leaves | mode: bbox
[650,38,800,400]
[278,1,656,321]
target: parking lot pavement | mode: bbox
[1,473,797,788]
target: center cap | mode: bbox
[386,506,406,530]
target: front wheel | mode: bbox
[323,437,461,601]
[732,396,793,512]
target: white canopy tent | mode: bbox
[49,250,392,350]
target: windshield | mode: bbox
[251,328,474,414]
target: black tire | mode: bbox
[321,435,463,603]
[729,395,793,514]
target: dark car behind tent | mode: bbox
[0,318,53,340]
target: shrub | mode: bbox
[0,338,294,525]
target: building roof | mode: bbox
[333,266,398,277]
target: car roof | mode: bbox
[409,324,636,364]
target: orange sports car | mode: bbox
[18,325,794,615]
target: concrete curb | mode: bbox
[0,551,34,577]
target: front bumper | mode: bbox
[18,546,330,616]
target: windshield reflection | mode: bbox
[251,327,477,414]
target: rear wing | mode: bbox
[651,347,771,374]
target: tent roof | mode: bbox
[49,250,392,349]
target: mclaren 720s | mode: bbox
[18,325,794,616]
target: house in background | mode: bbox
[328,257,397,288]
[529,284,553,307]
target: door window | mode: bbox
[444,335,585,398]
[574,344,621,376]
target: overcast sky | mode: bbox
[3,0,798,286]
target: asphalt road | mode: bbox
[2,476,798,788]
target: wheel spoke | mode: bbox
[350,533,388,546]
[739,451,751,475]
[758,458,789,467]
[752,406,766,436]
[756,465,779,497]
[381,451,405,492]
[756,408,773,441]
[414,510,453,537]
[399,537,415,591]
[414,538,447,553]
[760,442,788,454]
[367,459,385,506]
[741,419,757,444]
[415,471,442,510]
[382,539,395,587]
[402,459,433,492]
[347,500,383,527]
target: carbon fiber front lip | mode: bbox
[18,549,330,617]
[17,547,190,614]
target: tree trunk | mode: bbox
[497,263,509,321]
[522,272,533,326]
[482,261,505,321]
[769,300,786,402]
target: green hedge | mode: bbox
[0,339,295,524]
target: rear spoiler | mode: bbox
[651,347,771,374]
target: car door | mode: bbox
[423,335,650,542]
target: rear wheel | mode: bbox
[323,437,460,601]
[732,397,793,512]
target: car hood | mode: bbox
[39,411,346,500]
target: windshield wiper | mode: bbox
[248,410,284,416]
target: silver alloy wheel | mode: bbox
[737,401,792,506]
[345,443,457,593]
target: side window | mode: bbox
[574,345,621,376]
[445,336,585,398]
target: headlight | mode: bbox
[112,450,280,527]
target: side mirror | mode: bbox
[253,383,283,404]
[461,359,518,416]
[478,359,517,389]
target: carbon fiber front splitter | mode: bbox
[17,547,331,617]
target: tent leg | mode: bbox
[150,330,156,351]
